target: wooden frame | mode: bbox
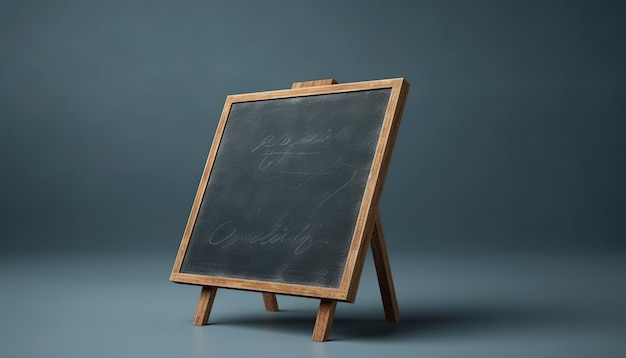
[170,78,409,340]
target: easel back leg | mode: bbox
[371,212,400,322]
[262,292,279,311]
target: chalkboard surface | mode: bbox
[171,79,409,301]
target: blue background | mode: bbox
[2,0,624,254]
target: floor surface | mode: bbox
[1,252,625,357]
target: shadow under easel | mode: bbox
[208,299,577,342]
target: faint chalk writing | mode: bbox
[250,128,347,154]
[289,163,357,207]
[257,151,321,171]
[250,128,348,173]
[208,220,313,255]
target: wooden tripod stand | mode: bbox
[190,79,399,341]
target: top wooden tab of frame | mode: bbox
[292,79,338,89]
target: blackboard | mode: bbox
[171,79,409,301]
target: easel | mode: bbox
[191,79,399,342]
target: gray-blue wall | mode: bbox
[1,0,624,253]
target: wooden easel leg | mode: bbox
[262,292,279,312]
[371,210,400,322]
[192,286,217,325]
[312,299,337,342]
